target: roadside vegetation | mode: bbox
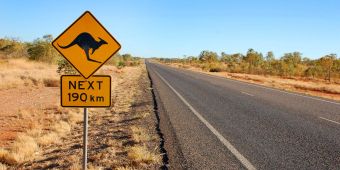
[0,35,140,74]
[0,35,161,169]
[156,49,340,100]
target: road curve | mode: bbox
[146,61,340,170]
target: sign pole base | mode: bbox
[83,108,88,170]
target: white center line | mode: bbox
[241,91,254,96]
[153,69,256,170]
[319,117,340,125]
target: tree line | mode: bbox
[0,35,140,73]
[158,49,340,82]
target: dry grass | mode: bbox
[0,134,39,165]
[0,149,10,165]
[36,132,60,146]
[131,126,151,143]
[68,155,81,170]
[115,166,135,170]
[52,120,71,135]
[224,73,340,95]
[1,61,162,169]
[127,145,161,164]
[88,164,104,170]
[0,163,7,170]
[69,163,81,170]
[79,64,162,169]
[166,62,340,101]
[0,107,79,166]
[0,59,59,89]
[43,78,59,87]
[292,83,340,94]
[110,67,140,114]
[67,109,83,125]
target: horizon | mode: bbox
[1,0,339,59]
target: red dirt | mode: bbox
[0,87,59,147]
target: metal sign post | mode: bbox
[83,108,88,170]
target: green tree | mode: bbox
[334,58,340,79]
[198,50,218,63]
[302,57,311,64]
[231,53,243,63]
[187,56,198,64]
[304,65,321,78]
[43,35,53,43]
[244,48,263,74]
[263,51,275,74]
[57,58,77,74]
[266,51,275,62]
[318,54,336,81]
[122,53,132,61]
[220,52,232,63]
[0,38,27,58]
[280,52,302,77]
[27,34,60,63]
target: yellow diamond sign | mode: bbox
[52,11,121,78]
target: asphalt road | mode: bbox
[146,61,340,170]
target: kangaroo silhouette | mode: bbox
[58,32,107,63]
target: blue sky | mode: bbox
[0,0,339,58]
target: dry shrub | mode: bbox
[68,155,81,170]
[127,145,161,164]
[36,132,60,146]
[293,84,340,94]
[88,164,104,170]
[52,121,71,136]
[209,67,223,72]
[26,128,42,138]
[0,121,71,165]
[0,134,39,165]
[12,134,38,159]
[18,109,33,119]
[69,163,81,170]
[0,105,80,167]
[0,163,7,170]
[140,112,150,118]
[131,126,151,143]
[0,149,10,164]
[0,152,16,166]
[67,110,83,125]
[43,78,59,87]
[208,63,224,72]
[115,166,135,170]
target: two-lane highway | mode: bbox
[146,61,340,169]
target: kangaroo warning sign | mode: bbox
[54,11,117,168]
[52,11,121,79]
[61,75,111,107]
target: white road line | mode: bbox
[241,91,254,96]
[153,70,256,170]
[319,117,340,125]
[161,64,340,106]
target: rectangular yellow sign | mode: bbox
[61,75,111,107]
